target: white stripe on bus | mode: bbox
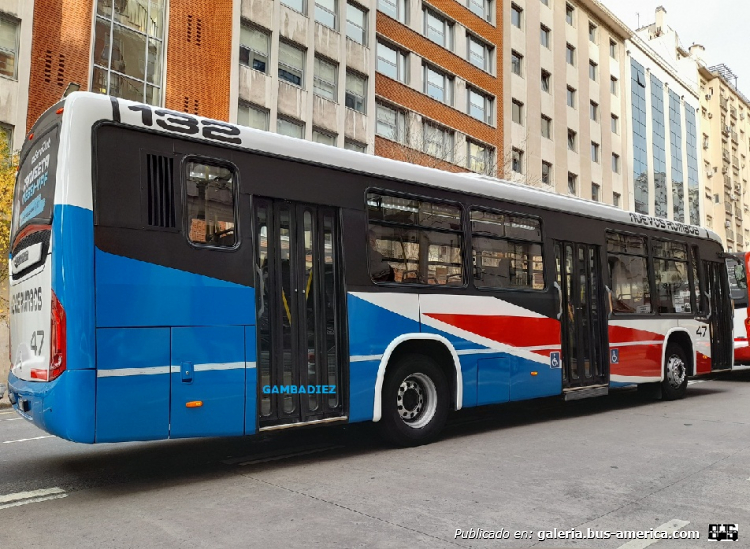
[610,341,664,347]
[98,362,251,378]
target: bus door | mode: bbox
[254,199,346,429]
[704,261,733,371]
[554,242,609,396]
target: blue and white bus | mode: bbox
[8,93,733,446]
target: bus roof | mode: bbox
[60,92,722,245]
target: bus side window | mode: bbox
[185,161,237,248]
[606,233,652,314]
[691,246,705,314]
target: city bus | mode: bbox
[725,252,750,363]
[8,93,733,446]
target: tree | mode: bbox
[0,133,17,322]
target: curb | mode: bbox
[0,401,10,410]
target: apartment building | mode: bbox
[697,62,750,251]
[0,0,33,151]
[504,0,630,206]
[374,0,503,174]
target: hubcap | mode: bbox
[666,354,686,389]
[396,373,438,429]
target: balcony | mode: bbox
[725,195,733,213]
[721,96,729,110]
[723,148,731,162]
[737,207,743,221]
[731,106,738,118]
[727,228,735,241]
[722,125,731,137]
[725,175,732,189]
[733,155,740,168]
[739,234,745,247]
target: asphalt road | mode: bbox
[0,369,748,548]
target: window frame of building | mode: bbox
[589,60,598,81]
[278,40,306,88]
[468,140,492,174]
[422,120,455,162]
[424,63,453,105]
[540,25,550,48]
[468,0,493,22]
[591,141,600,163]
[590,101,599,122]
[0,15,19,80]
[239,23,270,75]
[376,101,406,143]
[541,161,552,184]
[541,115,552,139]
[376,40,408,83]
[92,0,167,104]
[613,192,621,208]
[345,71,367,113]
[611,114,619,134]
[378,0,407,23]
[511,3,523,29]
[588,22,597,43]
[592,182,600,201]
[468,34,492,72]
[610,76,618,96]
[511,148,524,174]
[512,99,524,126]
[315,0,337,29]
[237,102,270,131]
[312,128,337,146]
[541,69,551,93]
[468,88,493,124]
[567,129,577,151]
[281,0,306,13]
[277,117,305,139]
[566,86,576,108]
[346,2,368,45]
[424,7,454,49]
[345,140,367,153]
[565,4,574,25]
[313,56,338,101]
[511,50,523,76]
[566,43,576,66]
[612,153,620,173]
[568,172,577,195]
[609,39,617,59]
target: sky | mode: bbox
[602,0,750,96]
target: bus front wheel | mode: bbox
[377,354,450,447]
[661,343,689,400]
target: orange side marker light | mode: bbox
[186,401,203,408]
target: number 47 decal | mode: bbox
[29,330,44,356]
[696,325,708,337]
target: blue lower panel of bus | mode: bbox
[245,326,258,435]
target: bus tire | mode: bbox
[661,343,689,400]
[377,354,450,447]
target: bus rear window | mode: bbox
[726,255,747,303]
[12,126,60,242]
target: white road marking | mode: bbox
[0,493,67,510]
[0,487,67,511]
[2,435,54,444]
[616,519,690,549]
[1,417,22,422]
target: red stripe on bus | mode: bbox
[12,224,51,250]
[424,314,561,348]
[608,325,664,344]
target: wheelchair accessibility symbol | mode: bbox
[550,352,561,369]
[610,348,619,364]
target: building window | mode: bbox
[511,50,523,76]
[567,129,577,151]
[186,162,237,248]
[92,0,166,104]
[511,148,524,174]
[378,0,407,23]
[541,69,551,92]
[511,3,523,28]
[281,0,305,13]
[468,140,492,174]
[609,39,617,58]
[313,56,337,100]
[541,115,552,139]
[589,60,598,81]
[468,34,492,72]
[613,192,621,207]
[0,16,18,79]
[313,129,337,146]
[423,121,454,162]
[591,142,600,163]
[568,172,577,195]
[345,140,367,153]
[588,22,597,43]
[315,0,337,28]
[565,4,574,25]
[512,99,524,125]
[541,161,552,184]
[424,8,453,49]
[592,183,600,201]
[376,40,407,82]
[540,25,550,48]
[540,0,549,5]
[345,71,367,113]
[612,153,620,173]
[346,3,367,44]
[238,103,269,131]
[277,117,305,139]
[610,76,618,96]
[566,44,575,66]
[590,101,598,121]
[566,86,576,108]
[240,24,270,74]
[278,41,306,87]
[424,64,453,105]
[468,88,493,124]
[376,102,406,143]
[611,114,619,134]
[469,0,493,22]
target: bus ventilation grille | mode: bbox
[147,154,175,228]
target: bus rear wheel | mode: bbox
[661,343,689,400]
[378,354,449,447]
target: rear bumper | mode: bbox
[7,369,96,443]
[735,339,750,364]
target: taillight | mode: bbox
[745,317,750,340]
[49,291,66,380]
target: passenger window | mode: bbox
[607,233,652,314]
[185,161,237,248]
[366,192,464,286]
[652,239,691,313]
[691,246,705,314]
[470,209,544,290]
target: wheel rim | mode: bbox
[666,354,686,389]
[396,373,438,429]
